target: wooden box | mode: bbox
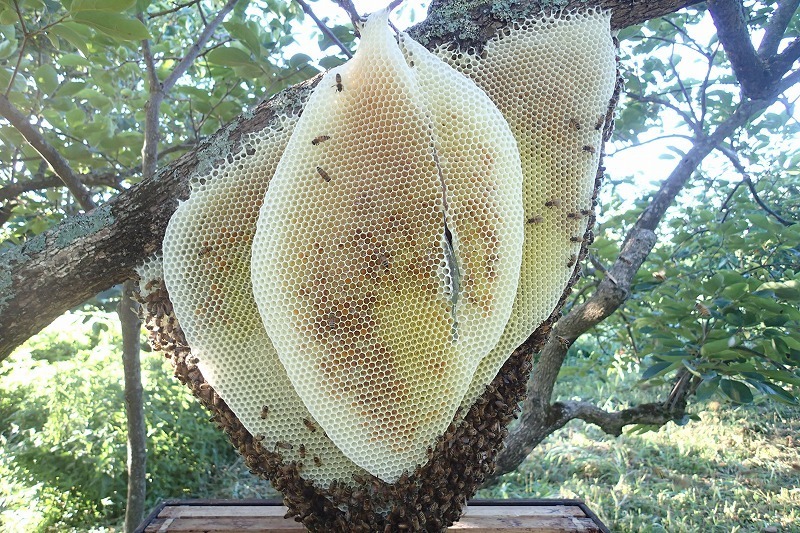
[136,499,609,532]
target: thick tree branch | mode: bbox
[770,37,800,79]
[708,0,770,99]
[0,95,96,211]
[490,95,781,481]
[758,0,800,59]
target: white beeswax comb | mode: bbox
[437,9,619,411]
[161,115,368,487]
[251,9,523,482]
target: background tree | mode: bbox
[0,0,798,529]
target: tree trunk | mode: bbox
[118,280,146,532]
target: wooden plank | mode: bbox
[146,516,600,532]
[157,504,586,519]
[141,500,608,533]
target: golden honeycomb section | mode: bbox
[250,9,523,482]
[436,9,618,410]
[160,115,368,487]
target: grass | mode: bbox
[1,312,798,531]
[476,362,800,533]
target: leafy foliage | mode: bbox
[0,313,238,531]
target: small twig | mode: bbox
[162,0,239,93]
[625,92,701,136]
[5,1,29,96]
[331,0,362,35]
[148,0,201,19]
[195,84,238,131]
[294,0,352,58]
[668,43,699,124]
[717,144,793,226]
[718,180,743,223]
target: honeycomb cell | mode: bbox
[435,9,618,411]
[158,114,369,487]
[251,9,523,483]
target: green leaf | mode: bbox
[289,52,312,69]
[719,379,753,404]
[756,280,800,301]
[72,11,150,41]
[319,56,345,70]
[642,361,674,380]
[70,0,135,12]
[224,20,261,54]
[694,376,720,401]
[48,22,91,55]
[59,52,91,67]
[33,64,58,94]
[206,46,251,67]
[700,337,735,357]
[0,38,15,60]
[0,5,17,24]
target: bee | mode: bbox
[580,208,592,216]
[582,145,596,154]
[275,440,293,450]
[302,417,318,433]
[567,212,580,220]
[567,254,577,267]
[568,117,581,130]
[594,116,604,130]
[695,302,711,317]
[316,166,331,182]
[311,135,330,145]
[313,456,322,467]
[298,443,306,458]
[334,73,343,92]
[555,335,572,348]
[527,215,543,224]
[378,253,390,271]
[570,236,583,243]
[545,199,561,207]
[260,405,269,419]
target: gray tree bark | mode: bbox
[118,281,146,532]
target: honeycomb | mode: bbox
[160,114,370,487]
[250,9,523,482]
[432,9,618,410]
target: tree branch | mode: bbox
[707,0,770,99]
[294,0,352,58]
[0,95,96,211]
[0,173,121,204]
[148,0,201,19]
[758,0,800,60]
[716,144,794,226]
[161,0,239,94]
[490,95,781,481]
